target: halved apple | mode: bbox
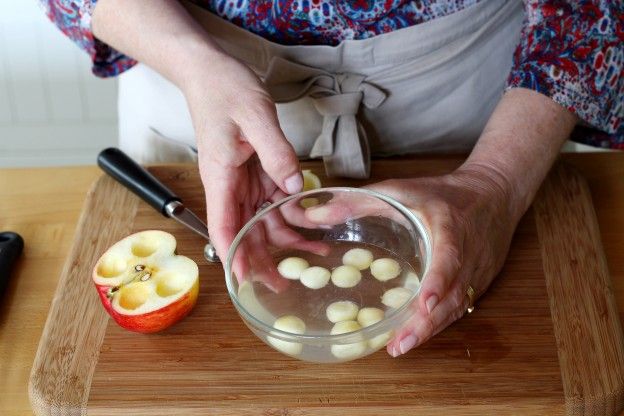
[92,230,199,333]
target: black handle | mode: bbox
[97,148,181,216]
[0,232,24,299]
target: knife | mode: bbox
[97,148,219,263]
[0,232,24,300]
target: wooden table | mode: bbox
[1,154,623,416]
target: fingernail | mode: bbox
[389,346,399,358]
[426,295,438,314]
[307,205,330,222]
[399,334,418,355]
[284,173,303,194]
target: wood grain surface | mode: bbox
[534,164,624,415]
[1,154,623,416]
[0,166,102,416]
[23,157,624,415]
[28,175,139,415]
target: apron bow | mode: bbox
[264,57,386,178]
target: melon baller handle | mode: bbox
[97,147,219,263]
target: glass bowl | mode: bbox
[225,187,431,363]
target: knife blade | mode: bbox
[165,200,209,240]
[97,147,219,263]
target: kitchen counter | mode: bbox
[1,154,623,415]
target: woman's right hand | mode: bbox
[92,0,305,268]
[181,53,303,261]
[91,0,307,278]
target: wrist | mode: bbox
[458,89,578,222]
[453,160,526,223]
[171,37,232,93]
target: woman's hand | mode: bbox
[378,88,578,356]
[93,0,304,260]
[300,88,576,356]
[364,167,521,356]
[181,54,303,260]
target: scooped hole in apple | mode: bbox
[118,283,151,310]
[97,256,127,278]
[131,238,159,258]
[155,274,185,298]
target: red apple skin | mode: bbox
[94,280,199,333]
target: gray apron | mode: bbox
[118,0,524,178]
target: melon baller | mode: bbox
[97,147,219,263]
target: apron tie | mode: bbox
[264,57,386,178]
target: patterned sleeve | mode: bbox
[39,0,136,77]
[507,1,624,149]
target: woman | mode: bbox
[42,0,623,357]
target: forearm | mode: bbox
[91,0,225,89]
[459,88,578,220]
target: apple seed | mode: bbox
[106,286,120,299]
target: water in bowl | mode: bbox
[236,240,422,362]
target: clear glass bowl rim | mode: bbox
[224,187,432,345]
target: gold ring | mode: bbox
[466,285,476,314]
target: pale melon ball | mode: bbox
[331,265,362,288]
[368,331,392,350]
[267,333,302,356]
[330,320,362,335]
[330,320,367,360]
[404,271,421,291]
[342,248,374,270]
[370,258,401,281]
[277,257,309,280]
[300,197,319,209]
[302,169,322,191]
[356,307,390,350]
[381,287,413,309]
[357,307,385,327]
[267,315,306,356]
[300,266,331,289]
[326,300,359,323]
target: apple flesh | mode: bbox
[93,230,199,333]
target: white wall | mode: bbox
[0,0,118,167]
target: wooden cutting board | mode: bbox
[29,158,624,415]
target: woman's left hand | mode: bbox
[365,165,523,357]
